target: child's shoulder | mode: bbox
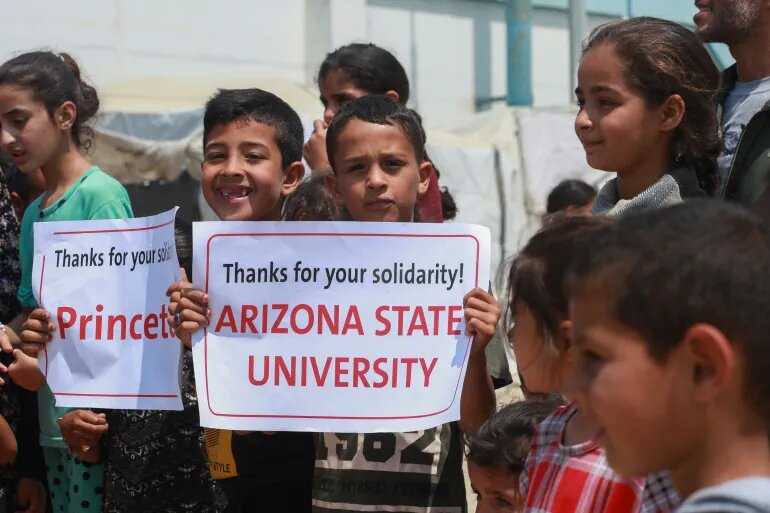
[80,166,128,195]
[76,166,132,218]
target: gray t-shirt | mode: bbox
[719,77,770,193]
[677,477,770,513]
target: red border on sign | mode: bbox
[39,218,179,399]
[203,232,481,420]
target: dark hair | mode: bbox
[284,172,341,221]
[583,17,721,196]
[466,400,558,473]
[546,179,596,214]
[326,95,425,172]
[318,43,409,104]
[508,215,612,339]
[203,88,303,169]
[174,219,193,279]
[567,199,770,422]
[0,51,100,150]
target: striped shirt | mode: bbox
[521,403,679,513]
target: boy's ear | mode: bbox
[56,101,77,131]
[281,161,306,197]
[682,323,736,403]
[659,94,685,133]
[417,160,433,197]
[324,172,346,206]
[384,90,400,103]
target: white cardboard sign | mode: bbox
[33,209,183,410]
[192,221,491,432]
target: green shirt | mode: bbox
[17,166,133,447]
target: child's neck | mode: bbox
[563,406,600,446]
[616,151,671,201]
[672,427,770,497]
[40,143,92,208]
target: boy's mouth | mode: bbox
[218,186,252,203]
[365,197,395,210]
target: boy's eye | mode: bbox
[384,159,405,171]
[495,496,513,507]
[245,153,265,162]
[346,162,366,173]
[12,117,26,128]
[599,97,617,108]
[204,153,225,162]
[576,97,586,108]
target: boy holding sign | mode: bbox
[317,96,500,511]
[168,88,315,512]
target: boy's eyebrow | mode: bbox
[589,85,620,95]
[204,141,271,152]
[2,107,26,117]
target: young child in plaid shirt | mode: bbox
[505,216,679,513]
[566,201,770,512]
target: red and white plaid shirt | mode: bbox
[520,402,679,513]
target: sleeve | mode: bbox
[88,198,133,221]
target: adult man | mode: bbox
[694,0,770,211]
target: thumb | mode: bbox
[179,267,189,283]
[313,119,325,133]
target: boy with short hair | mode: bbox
[566,199,770,512]
[168,88,314,512]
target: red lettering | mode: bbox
[249,355,269,386]
[428,306,445,335]
[290,304,314,335]
[79,314,93,339]
[107,315,126,340]
[392,358,398,388]
[311,357,333,386]
[407,307,428,336]
[352,358,371,388]
[95,305,104,340]
[372,358,389,388]
[420,358,439,386]
[275,356,296,385]
[241,305,258,333]
[57,306,77,339]
[402,357,418,387]
[301,356,308,386]
[448,305,463,335]
[335,357,349,387]
[272,304,288,334]
[130,314,142,339]
[214,305,237,332]
[144,314,158,340]
[375,306,390,336]
[318,305,339,334]
[160,304,169,338]
[393,305,409,335]
[342,306,363,335]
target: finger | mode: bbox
[463,287,494,304]
[20,316,54,335]
[466,318,496,338]
[180,288,208,304]
[464,296,499,314]
[20,343,44,356]
[27,309,50,322]
[313,119,325,133]
[77,410,108,425]
[177,297,210,318]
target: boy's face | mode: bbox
[565,289,702,478]
[201,119,303,221]
[328,119,430,223]
[468,462,523,513]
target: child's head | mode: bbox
[0,51,99,172]
[575,17,721,196]
[201,88,305,221]
[317,43,409,124]
[284,172,341,221]
[507,215,611,394]
[546,179,596,216]
[325,95,430,223]
[467,400,558,513]
[565,200,770,486]
[5,163,45,219]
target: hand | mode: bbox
[167,271,210,349]
[303,120,331,173]
[15,477,46,513]
[463,288,501,358]
[8,350,44,391]
[57,410,108,454]
[19,309,54,356]
[0,326,13,354]
[166,268,191,330]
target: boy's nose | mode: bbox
[366,166,388,189]
[575,109,593,131]
[323,106,335,125]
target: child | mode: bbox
[0,51,133,513]
[505,216,679,513]
[574,17,721,216]
[545,179,596,217]
[168,88,314,513]
[284,171,340,221]
[309,94,500,512]
[466,400,557,513]
[565,200,770,512]
[304,43,452,222]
